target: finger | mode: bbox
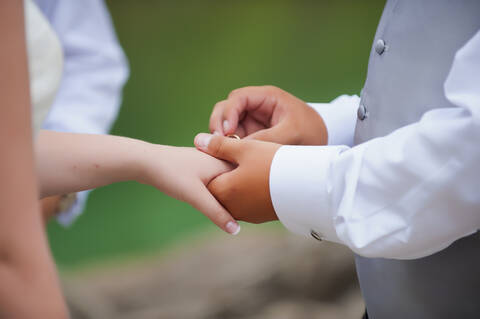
[222,86,279,135]
[190,182,240,235]
[220,96,245,135]
[194,133,243,163]
[209,101,228,135]
[241,114,267,136]
[245,122,294,144]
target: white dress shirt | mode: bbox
[270,30,480,260]
[35,0,129,225]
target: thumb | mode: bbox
[245,122,293,144]
[194,133,243,163]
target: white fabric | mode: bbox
[271,30,480,260]
[308,95,359,146]
[34,0,129,225]
[25,0,63,136]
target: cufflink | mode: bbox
[310,230,323,241]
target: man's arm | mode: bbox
[271,30,480,259]
[38,0,128,224]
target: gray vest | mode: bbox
[353,1,480,318]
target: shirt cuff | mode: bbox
[270,145,348,243]
[308,95,360,147]
[57,190,90,226]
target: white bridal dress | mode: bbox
[24,0,63,135]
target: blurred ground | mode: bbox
[63,229,363,319]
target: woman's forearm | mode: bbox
[36,130,153,198]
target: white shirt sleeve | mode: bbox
[38,0,129,225]
[270,30,480,260]
[308,95,360,146]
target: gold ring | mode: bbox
[227,134,241,140]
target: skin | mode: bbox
[195,133,280,224]
[41,195,62,224]
[0,2,68,317]
[209,85,328,145]
[35,130,240,235]
[199,85,328,224]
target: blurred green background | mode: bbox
[47,0,384,269]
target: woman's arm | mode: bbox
[0,2,68,317]
[36,130,241,235]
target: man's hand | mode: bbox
[194,133,281,224]
[209,85,328,145]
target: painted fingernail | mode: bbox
[223,120,230,133]
[195,133,212,149]
[226,221,241,235]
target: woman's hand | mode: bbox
[194,133,281,224]
[209,85,328,145]
[139,145,241,235]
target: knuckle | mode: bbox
[228,86,255,99]
[223,181,238,200]
[213,100,227,112]
[228,88,242,98]
[263,85,280,94]
[262,85,284,104]
[225,99,244,119]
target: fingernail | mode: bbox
[226,221,241,235]
[195,133,212,149]
[223,120,230,133]
[213,131,220,136]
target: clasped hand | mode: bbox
[195,86,328,224]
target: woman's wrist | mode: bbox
[132,142,170,187]
[117,137,157,185]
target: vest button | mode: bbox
[357,104,367,120]
[375,39,386,55]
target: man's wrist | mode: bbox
[269,145,347,242]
